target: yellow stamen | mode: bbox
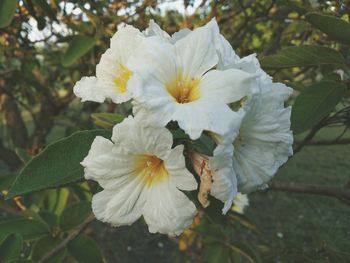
[114,64,132,93]
[135,155,169,187]
[166,73,200,103]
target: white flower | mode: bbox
[231,56,293,193]
[81,116,198,235]
[190,144,237,214]
[73,25,143,104]
[231,193,249,214]
[129,22,255,140]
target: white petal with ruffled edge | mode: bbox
[81,116,197,235]
[233,86,293,193]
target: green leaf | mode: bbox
[0,0,17,28]
[0,218,49,241]
[260,46,345,69]
[39,211,58,229]
[31,236,66,263]
[0,174,16,191]
[291,80,347,134]
[230,242,261,263]
[192,133,216,156]
[59,201,91,232]
[47,188,70,215]
[70,181,92,201]
[61,35,97,67]
[91,113,124,130]
[0,233,23,262]
[7,130,110,199]
[68,235,104,263]
[203,243,229,263]
[306,13,350,45]
[32,0,56,20]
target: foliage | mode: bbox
[0,0,349,262]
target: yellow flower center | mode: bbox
[166,74,200,103]
[135,155,169,187]
[114,64,132,93]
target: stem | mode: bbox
[39,214,95,263]
[268,182,350,202]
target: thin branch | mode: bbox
[293,121,324,154]
[304,138,350,146]
[268,182,350,202]
[39,214,95,263]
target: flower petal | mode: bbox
[144,20,171,42]
[143,182,197,235]
[128,37,177,85]
[166,145,198,191]
[110,24,143,64]
[234,90,293,193]
[73,76,106,103]
[92,177,146,226]
[174,25,218,77]
[172,100,242,140]
[200,69,255,104]
[111,116,173,158]
[210,145,237,214]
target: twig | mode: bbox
[268,182,350,202]
[39,214,95,263]
[304,138,350,146]
[293,122,324,154]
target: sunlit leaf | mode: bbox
[7,130,111,199]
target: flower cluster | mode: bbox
[74,19,293,236]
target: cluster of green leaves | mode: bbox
[261,12,350,135]
[0,128,110,261]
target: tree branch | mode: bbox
[268,182,350,202]
[39,214,95,263]
[304,138,350,146]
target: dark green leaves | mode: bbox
[8,130,110,199]
[68,235,104,263]
[0,0,17,28]
[91,113,124,130]
[0,233,23,262]
[260,46,345,69]
[61,35,97,67]
[0,218,49,241]
[306,13,350,45]
[59,201,92,232]
[32,236,66,263]
[291,80,347,133]
[32,0,57,20]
